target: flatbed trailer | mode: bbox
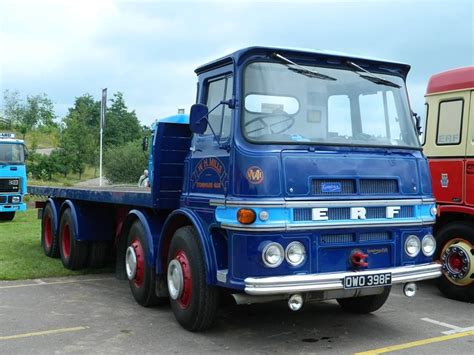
[30,47,442,332]
[29,185,154,208]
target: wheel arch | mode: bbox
[158,208,216,284]
[435,206,474,234]
[115,209,164,280]
[58,200,79,238]
[43,198,60,237]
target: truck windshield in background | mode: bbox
[0,143,25,165]
[243,61,419,148]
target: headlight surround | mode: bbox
[285,241,306,266]
[422,234,436,257]
[262,242,284,268]
[405,235,421,257]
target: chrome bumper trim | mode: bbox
[211,198,436,208]
[221,219,435,232]
[244,263,442,295]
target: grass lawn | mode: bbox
[0,208,112,280]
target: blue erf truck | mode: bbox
[29,47,442,331]
[0,133,27,221]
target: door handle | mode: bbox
[467,163,474,174]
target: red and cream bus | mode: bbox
[423,66,474,302]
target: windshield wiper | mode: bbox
[272,53,337,81]
[346,61,401,88]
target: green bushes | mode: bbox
[104,140,148,184]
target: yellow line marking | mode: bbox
[354,329,474,355]
[0,326,88,340]
[0,277,113,289]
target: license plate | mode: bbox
[343,272,392,289]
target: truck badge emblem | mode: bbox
[441,173,449,188]
[321,182,342,193]
[246,166,264,184]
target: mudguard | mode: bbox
[158,208,216,284]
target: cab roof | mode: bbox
[426,66,474,95]
[195,46,411,78]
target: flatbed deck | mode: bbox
[28,185,154,208]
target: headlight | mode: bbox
[285,242,306,266]
[430,206,437,216]
[405,235,421,257]
[262,242,284,268]
[422,234,436,257]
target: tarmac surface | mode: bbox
[0,275,473,354]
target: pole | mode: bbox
[100,88,107,186]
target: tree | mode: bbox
[0,90,57,137]
[104,92,142,148]
[1,90,23,129]
[59,100,96,179]
[104,140,148,184]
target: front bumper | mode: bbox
[0,202,26,213]
[244,262,441,295]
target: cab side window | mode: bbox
[437,99,463,145]
[204,75,233,140]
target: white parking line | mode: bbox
[421,317,474,335]
[0,277,114,289]
[421,318,462,331]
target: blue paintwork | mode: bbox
[29,47,436,297]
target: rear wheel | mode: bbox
[167,226,219,331]
[435,222,474,302]
[59,208,88,270]
[0,212,15,221]
[126,220,165,307]
[337,287,391,313]
[41,203,59,258]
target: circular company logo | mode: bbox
[246,166,264,184]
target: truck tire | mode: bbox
[167,226,219,331]
[435,222,474,303]
[41,203,59,258]
[126,220,165,307]
[59,208,88,270]
[337,286,391,313]
[0,212,15,221]
[88,241,110,268]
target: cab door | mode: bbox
[465,91,474,206]
[424,91,470,205]
[187,67,234,206]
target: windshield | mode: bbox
[0,143,25,164]
[242,61,419,148]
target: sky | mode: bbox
[0,0,473,126]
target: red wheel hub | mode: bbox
[61,224,71,259]
[44,215,52,250]
[447,253,463,272]
[175,250,192,309]
[131,238,145,288]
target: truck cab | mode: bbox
[173,47,439,325]
[422,66,474,302]
[0,133,27,221]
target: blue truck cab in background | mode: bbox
[0,133,27,221]
[29,47,442,331]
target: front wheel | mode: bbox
[0,212,15,221]
[167,226,219,331]
[435,222,474,302]
[337,287,391,313]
